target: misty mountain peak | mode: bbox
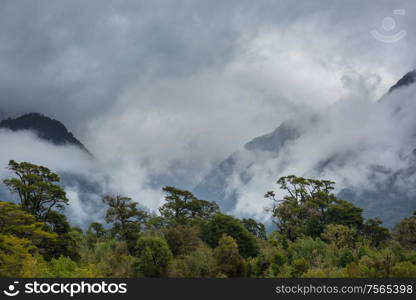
[0,113,91,155]
[193,69,416,227]
[388,70,416,93]
[244,121,300,152]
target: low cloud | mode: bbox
[0,129,165,227]
[230,83,416,224]
[1,0,416,226]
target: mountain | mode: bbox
[193,70,416,227]
[0,112,98,226]
[388,70,416,93]
[193,120,301,211]
[0,113,91,155]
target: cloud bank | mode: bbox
[1,0,416,225]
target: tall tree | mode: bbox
[3,160,68,220]
[41,211,81,261]
[159,186,219,225]
[201,213,259,258]
[102,195,148,253]
[266,175,364,241]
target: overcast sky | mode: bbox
[1,0,416,224]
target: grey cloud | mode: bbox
[1,0,416,225]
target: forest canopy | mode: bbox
[1,160,415,278]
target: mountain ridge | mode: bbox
[0,113,91,156]
[193,70,416,227]
[388,70,416,93]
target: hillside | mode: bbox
[0,113,91,155]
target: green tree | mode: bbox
[102,195,148,253]
[0,201,56,244]
[88,222,106,238]
[248,245,286,277]
[85,222,108,249]
[325,199,363,229]
[266,175,364,241]
[242,218,267,240]
[321,224,357,249]
[0,234,47,277]
[291,257,309,277]
[135,235,173,277]
[362,218,390,247]
[393,211,416,250]
[162,225,202,256]
[144,214,168,231]
[391,261,416,277]
[3,160,68,220]
[159,186,219,225]
[42,256,99,278]
[288,236,329,268]
[83,240,137,277]
[41,211,80,261]
[167,244,215,277]
[213,234,246,277]
[346,249,397,278]
[0,201,54,274]
[201,213,259,258]
[181,244,215,277]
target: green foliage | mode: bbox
[336,248,355,268]
[41,211,81,261]
[321,224,357,249]
[288,237,329,268]
[86,222,108,249]
[159,186,219,225]
[267,232,289,249]
[393,211,416,250]
[42,256,98,278]
[345,248,400,277]
[266,175,364,241]
[302,267,347,278]
[162,225,202,256]
[242,218,267,240]
[247,245,286,277]
[2,162,416,279]
[102,195,148,253]
[0,234,46,277]
[325,199,364,229]
[0,200,72,263]
[3,160,68,220]
[201,213,259,258]
[291,257,309,277]
[362,218,391,247]
[391,261,416,277]
[87,222,107,238]
[144,214,168,231]
[83,240,137,277]
[167,244,215,277]
[213,234,246,277]
[0,201,56,244]
[182,245,215,277]
[135,235,173,277]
